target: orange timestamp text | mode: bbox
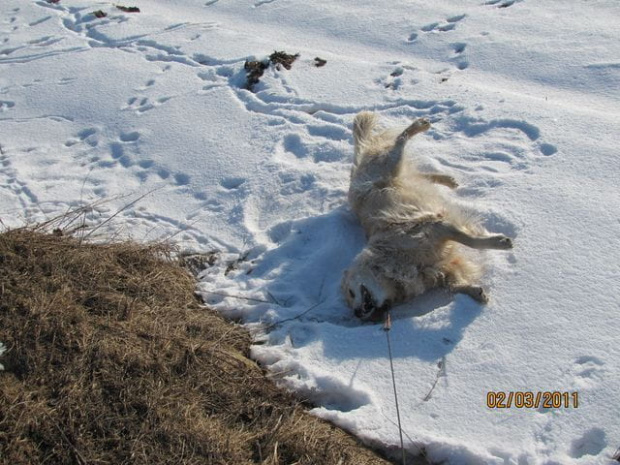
[487,391,579,409]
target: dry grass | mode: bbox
[0,228,394,465]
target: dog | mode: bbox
[341,111,513,321]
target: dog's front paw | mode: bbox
[412,118,431,132]
[489,235,513,249]
[444,176,459,189]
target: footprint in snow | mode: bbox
[428,112,557,199]
[220,177,247,190]
[485,0,521,8]
[0,100,15,112]
[64,127,98,147]
[571,356,605,389]
[569,428,607,459]
[375,63,420,90]
[254,0,277,7]
[421,14,466,33]
[450,42,469,70]
[407,14,465,42]
[119,131,140,143]
[123,96,172,114]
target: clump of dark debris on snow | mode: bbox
[244,60,269,90]
[116,5,141,13]
[269,51,300,70]
[244,50,303,91]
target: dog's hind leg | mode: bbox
[353,111,378,166]
[442,256,488,303]
[434,222,513,250]
[423,174,459,189]
[452,284,488,303]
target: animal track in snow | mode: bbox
[375,64,420,91]
[0,147,41,215]
[64,127,98,147]
[280,132,345,164]
[119,131,140,142]
[449,42,469,70]
[429,112,557,196]
[539,143,557,156]
[58,76,77,85]
[571,356,605,389]
[278,172,315,195]
[0,100,15,112]
[174,172,191,185]
[123,95,172,114]
[377,67,404,90]
[485,0,521,8]
[569,428,607,459]
[268,358,372,412]
[421,14,466,34]
[29,15,52,27]
[27,35,64,47]
[220,177,246,190]
[254,0,277,7]
[79,130,192,192]
[454,115,542,142]
[307,123,349,141]
[109,142,132,167]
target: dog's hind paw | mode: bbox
[488,235,513,249]
[455,285,489,304]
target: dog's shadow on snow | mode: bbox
[244,206,485,363]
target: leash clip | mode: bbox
[383,311,392,331]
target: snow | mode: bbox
[1,0,619,463]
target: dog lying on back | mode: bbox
[341,112,513,321]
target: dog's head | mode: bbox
[341,250,395,321]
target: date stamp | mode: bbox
[487,391,579,409]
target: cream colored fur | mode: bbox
[342,111,513,320]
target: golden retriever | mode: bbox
[341,112,513,321]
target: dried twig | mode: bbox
[423,357,446,402]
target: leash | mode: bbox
[384,311,406,465]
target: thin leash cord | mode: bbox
[384,311,406,465]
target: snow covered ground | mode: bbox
[1,0,619,463]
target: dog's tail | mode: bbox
[352,111,377,166]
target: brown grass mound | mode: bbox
[0,229,392,465]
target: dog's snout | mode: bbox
[354,305,375,320]
[354,284,377,320]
